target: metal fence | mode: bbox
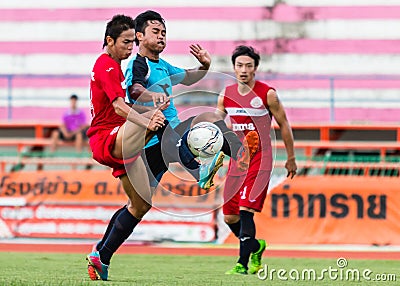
[1,73,400,122]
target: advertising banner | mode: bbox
[0,169,221,207]
[225,176,400,245]
[0,169,221,242]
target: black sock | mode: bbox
[227,220,241,238]
[214,120,242,160]
[99,208,140,265]
[160,124,200,178]
[238,210,260,268]
[96,206,126,251]
[179,131,200,170]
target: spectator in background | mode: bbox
[49,94,88,153]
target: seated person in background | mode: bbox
[50,94,88,153]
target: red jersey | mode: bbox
[223,80,274,175]
[87,54,126,137]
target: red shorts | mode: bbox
[223,169,271,214]
[89,126,140,178]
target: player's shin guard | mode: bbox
[214,120,242,160]
[160,125,200,177]
[99,208,140,265]
[178,131,200,170]
[177,131,200,180]
[238,210,260,268]
[227,220,241,237]
[96,205,126,251]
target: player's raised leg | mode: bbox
[87,111,162,280]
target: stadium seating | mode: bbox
[1,0,400,122]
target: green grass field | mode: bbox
[0,252,399,286]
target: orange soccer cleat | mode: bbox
[237,131,259,171]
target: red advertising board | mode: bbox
[0,169,221,241]
[225,176,400,245]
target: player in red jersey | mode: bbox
[85,15,166,281]
[217,46,297,275]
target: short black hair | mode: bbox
[103,14,135,48]
[70,94,78,100]
[231,45,260,67]
[134,10,165,46]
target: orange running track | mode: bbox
[0,243,399,260]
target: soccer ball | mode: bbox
[187,122,224,158]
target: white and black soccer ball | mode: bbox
[187,122,224,158]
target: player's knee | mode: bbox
[127,203,151,219]
[224,214,239,225]
[136,204,151,218]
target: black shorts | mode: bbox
[58,128,88,141]
[142,117,194,186]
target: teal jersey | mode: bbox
[125,54,186,147]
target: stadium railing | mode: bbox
[0,121,399,158]
[1,120,399,140]
[0,120,59,138]
[275,140,400,161]
[2,73,400,122]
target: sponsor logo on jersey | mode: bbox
[250,96,263,108]
[236,109,247,114]
[106,67,114,72]
[226,107,268,117]
[232,123,255,131]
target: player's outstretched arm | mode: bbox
[128,83,168,107]
[267,89,297,178]
[181,44,211,86]
[112,97,165,131]
[130,100,170,114]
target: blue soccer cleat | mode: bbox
[86,251,109,281]
[198,151,225,190]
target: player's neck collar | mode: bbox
[105,51,121,65]
[237,80,256,96]
[138,53,159,63]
